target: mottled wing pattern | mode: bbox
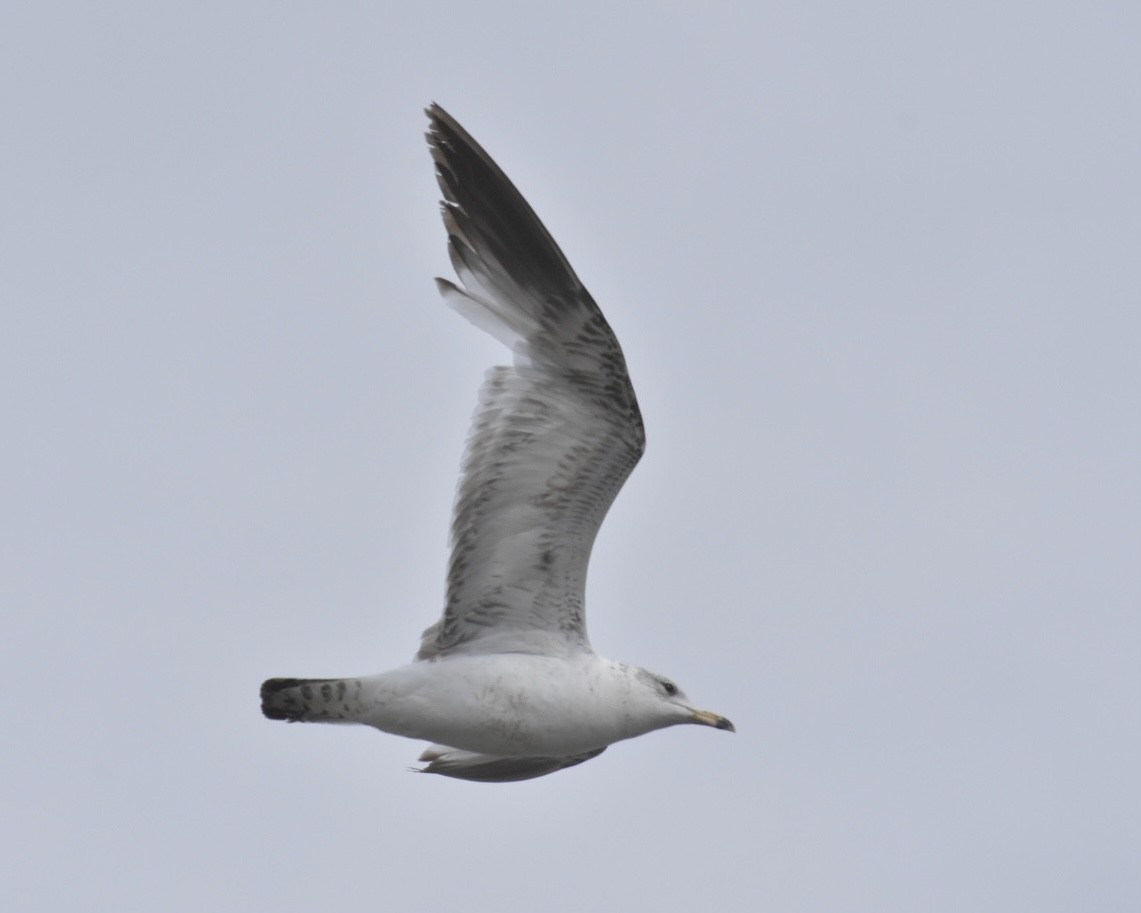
[417,104,645,659]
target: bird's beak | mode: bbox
[689,708,735,732]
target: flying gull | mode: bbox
[260,103,734,782]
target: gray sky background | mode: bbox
[3,3,1139,911]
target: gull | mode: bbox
[260,103,734,782]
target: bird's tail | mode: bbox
[260,677,362,723]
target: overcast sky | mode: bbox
[3,3,1139,911]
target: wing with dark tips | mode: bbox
[417,104,645,660]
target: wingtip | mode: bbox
[425,101,458,138]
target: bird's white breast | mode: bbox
[353,652,656,757]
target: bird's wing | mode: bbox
[416,103,645,660]
[416,744,607,782]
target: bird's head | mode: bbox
[632,667,735,733]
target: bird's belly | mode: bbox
[355,654,635,756]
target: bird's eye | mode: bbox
[661,680,678,696]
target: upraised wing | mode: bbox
[416,104,645,660]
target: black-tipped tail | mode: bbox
[260,677,349,722]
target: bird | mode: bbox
[260,103,734,782]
